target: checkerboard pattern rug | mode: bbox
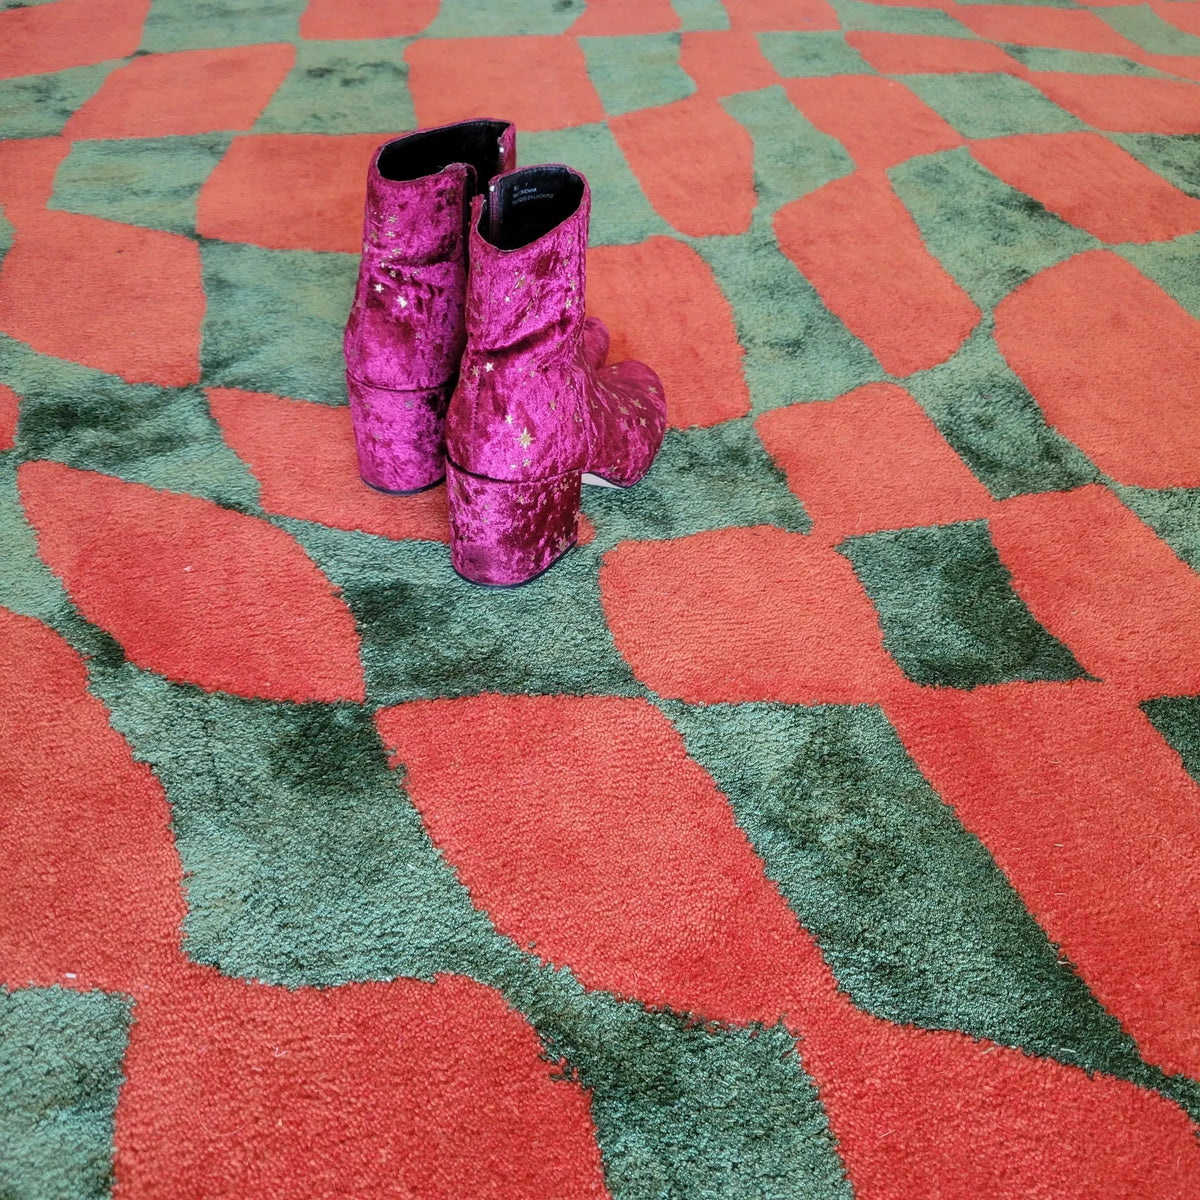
[3,1,1200,1197]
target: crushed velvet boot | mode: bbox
[445,164,667,586]
[343,119,515,494]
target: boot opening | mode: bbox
[377,119,509,185]
[483,166,584,251]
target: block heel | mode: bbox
[347,374,451,494]
[446,460,582,586]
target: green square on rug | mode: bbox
[0,987,131,1200]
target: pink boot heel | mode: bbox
[347,377,452,494]
[446,461,582,586]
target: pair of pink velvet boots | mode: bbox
[343,118,667,586]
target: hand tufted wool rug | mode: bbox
[4,1,1200,1197]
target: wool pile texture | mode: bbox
[3,0,1200,1197]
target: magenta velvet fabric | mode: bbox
[344,120,516,493]
[445,167,666,585]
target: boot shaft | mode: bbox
[346,119,516,393]
[447,164,593,480]
[467,166,588,357]
[363,119,516,262]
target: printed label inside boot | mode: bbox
[512,184,556,204]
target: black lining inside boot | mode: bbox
[483,166,584,251]
[377,119,509,184]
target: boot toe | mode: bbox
[594,359,667,485]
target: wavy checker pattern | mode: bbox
[3,1,1200,1197]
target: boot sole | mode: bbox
[362,475,445,497]
[582,472,621,489]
